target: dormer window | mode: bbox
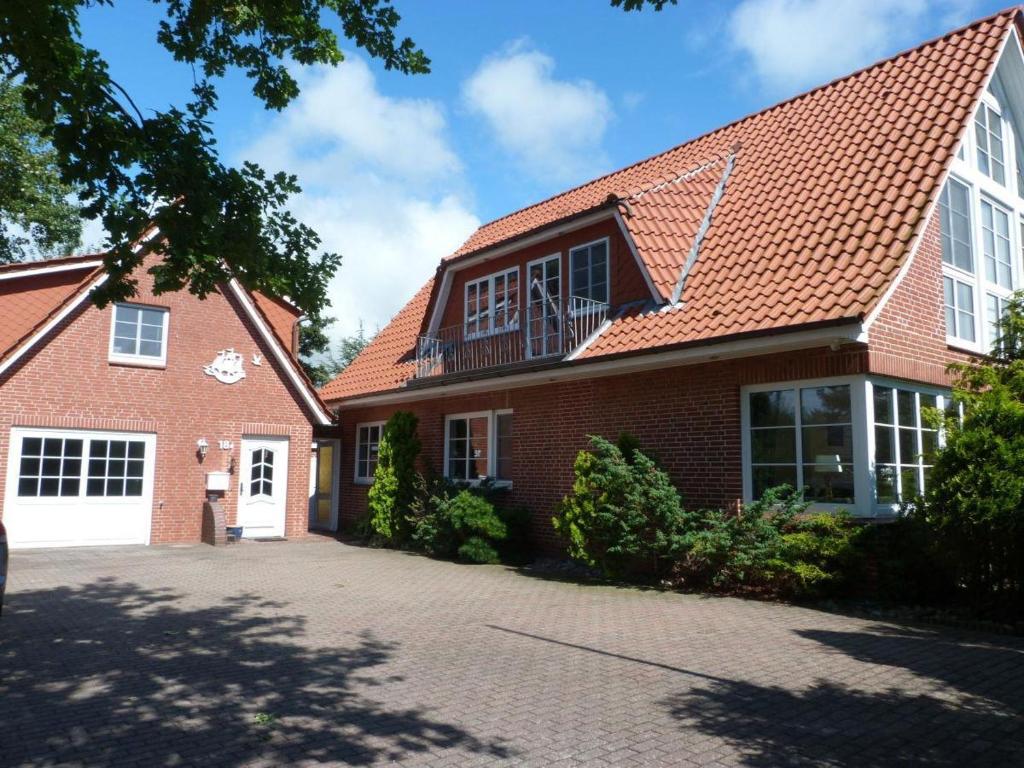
[569,239,609,306]
[975,101,1007,186]
[109,304,169,366]
[465,268,519,338]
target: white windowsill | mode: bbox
[108,355,167,369]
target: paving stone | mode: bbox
[0,540,1021,766]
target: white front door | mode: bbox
[238,436,289,539]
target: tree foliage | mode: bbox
[367,410,421,545]
[0,78,81,263]
[925,292,1024,618]
[0,1,428,318]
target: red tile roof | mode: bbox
[0,261,102,366]
[250,291,302,355]
[320,7,1019,401]
[319,278,434,402]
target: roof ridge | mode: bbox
[455,5,1019,248]
[622,151,730,202]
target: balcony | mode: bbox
[415,296,610,379]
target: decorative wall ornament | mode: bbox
[203,348,246,384]
[252,353,263,366]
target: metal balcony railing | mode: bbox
[415,296,609,379]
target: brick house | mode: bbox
[0,253,335,548]
[321,9,1024,551]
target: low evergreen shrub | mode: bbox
[411,486,507,564]
[552,435,690,579]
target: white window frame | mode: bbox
[868,381,948,511]
[108,303,170,367]
[975,95,1009,187]
[443,409,513,486]
[943,80,1024,355]
[463,267,520,340]
[742,376,952,518]
[741,376,868,515]
[353,421,385,484]
[568,237,611,309]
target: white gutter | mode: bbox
[0,260,102,282]
[333,322,868,409]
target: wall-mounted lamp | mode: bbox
[197,438,209,459]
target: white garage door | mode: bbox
[3,428,156,549]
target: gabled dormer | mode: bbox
[412,154,733,382]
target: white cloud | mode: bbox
[463,42,613,184]
[730,0,976,92]
[238,59,480,344]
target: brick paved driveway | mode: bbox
[1,539,1021,767]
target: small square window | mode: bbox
[109,304,168,364]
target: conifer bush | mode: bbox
[367,411,421,545]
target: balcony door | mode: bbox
[527,254,561,358]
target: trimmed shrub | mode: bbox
[367,411,421,545]
[552,435,690,578]
[412,486,507,564]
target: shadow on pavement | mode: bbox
[0,578,511,766]
[664,624,1024,767]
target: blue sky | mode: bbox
[78,0,1006,341]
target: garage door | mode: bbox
[3,428,156,549]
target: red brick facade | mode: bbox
[867,209,976,384]
[0,263,320,544]
[337,345,869,551]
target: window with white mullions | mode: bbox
[465,268,519,338]
[987,293,1011,354]
[354,423,383,482]
[444,410,513,483]
[943,275,977,343]
[939,179,974,272]
[873,387,941,504]
[446,414,490,481]
[17,437,83,497]
[975,102,1007,185]
[569,239,609,305]
[980,199,1013,289]
[748,385,854,504]
[110,304,168,363]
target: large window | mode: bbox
[17,434,148,498]
[569,239,609,305]
[873,387,940,503]
[109,304,169,365]
[465,268,519,338]
[748,384,854,505]
[445,410,513,483]
[744,378,949,516]
[354,422,383,483]
[942,88,1022,354]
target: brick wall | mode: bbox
[336,344,869,553]
[0,260,316,544]
[868,208,977,383]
